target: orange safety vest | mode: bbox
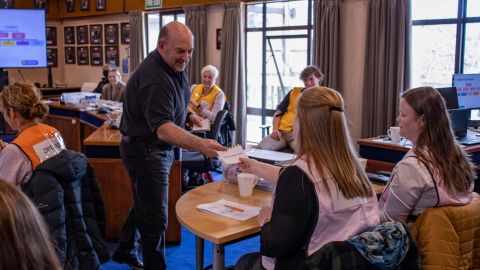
[12,123,66,170]
[189,84,225,112]
[278,87,303,132]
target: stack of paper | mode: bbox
[196,199,261,221]
[217,145,248,164]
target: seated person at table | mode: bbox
[93,64,113,94]
[379,86,475,223]
[235,87,379,270]
[101,69,125,102]
[189,65,225,122]
[256,65,324,152]
[0,82,66,186]
[0,180,62,270]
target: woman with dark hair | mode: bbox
[0,180,62,270]
[235,87,379,270]
[379,86,475,223]
[0,82,65,186]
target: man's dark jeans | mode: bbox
[118,136,174,270]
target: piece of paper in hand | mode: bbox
[192,118,211,131]
[217,145,248,164]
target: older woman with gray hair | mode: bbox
[189,65,225,122]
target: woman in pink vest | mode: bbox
[235,87,379,270]
[379,86,475,223]
[0,82,66,186]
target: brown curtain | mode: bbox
[184,5,207,85]
[313,0,339,90]
[219,2,246,146]
[129,11,145,74]
[361,0,410,138]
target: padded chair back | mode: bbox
[181,110,228,176]
[206,110,227,141]
[220,101,236,147]
[411,192,480,270]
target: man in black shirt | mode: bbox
[112,22,226,270]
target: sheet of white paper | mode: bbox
[196,199,261,221]
[218,145,248,164]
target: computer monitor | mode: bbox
[448,109,469,138]
[453,73,480,109]
[437,87,459,110]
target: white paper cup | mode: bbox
[388,126,401,144]
[237,173,259,197]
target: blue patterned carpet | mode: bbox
[103,226,260,270]
[103,171,261,269]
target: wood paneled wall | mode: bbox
[14,0,234,18]
[15,0,124,19]
[125,0,231,11]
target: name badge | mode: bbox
[32,132,66,163]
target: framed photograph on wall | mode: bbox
[80,0,89,10]
[89,24,102,44]
[104,24,118,45]
[64,26,75,44]
[46,27,57,46]
[76,25,88,44]
[65,46,76,64]
[66,0,74,12]
[47,48,57,67]
[77,46,89,65]
[0,0,14,9]
[120,22,130,44]
[90,46,103,66]
[105,46,119,67]
[34,0,47,11]
[96,0,105,11]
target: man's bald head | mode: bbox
[158,21,193,43]
[157,21,194,72]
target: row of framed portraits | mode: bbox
[33,0,106,12]
[47,46,120,67]
[45,23,130,46]
[0,0,104,11]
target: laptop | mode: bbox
[449,109,480,145]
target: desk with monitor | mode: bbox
[358,137,480,174]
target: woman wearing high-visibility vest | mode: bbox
[189,65,226,122]
[0,82,66,186]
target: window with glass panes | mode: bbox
[146,11,185,54]
[245,0,313,143]
[411,0,480,88]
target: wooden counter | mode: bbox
[43,102,105,152]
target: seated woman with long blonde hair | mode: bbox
[235,87,379,270]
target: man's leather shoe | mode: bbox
[112,250,144,270]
